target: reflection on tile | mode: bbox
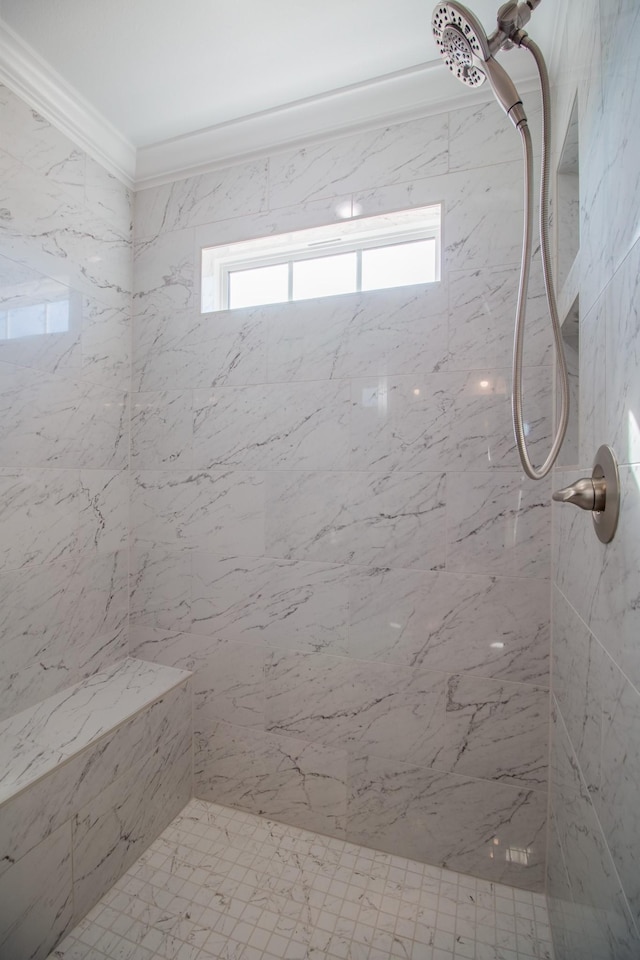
[194,718,348,838]
[447,471,551,578]
[347,753,546,890]
[348,567,550,684]
[604,238,640,465]
[349,368,551,473]
[266,470,446,570]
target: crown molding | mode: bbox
[135,60,541,189]
[0,15,542,191]
[0,19,136,188]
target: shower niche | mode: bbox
[556,97,580,291]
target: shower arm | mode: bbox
[510,33,570,480]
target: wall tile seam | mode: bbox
[550,582,640,700]
[129,365,554,393]
[551,695,640,940]
[132,155,528,242]
[195,715,548,796]
[0,676,192,813]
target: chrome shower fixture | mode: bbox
[431,0,569,480]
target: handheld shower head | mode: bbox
[432,2,526,127]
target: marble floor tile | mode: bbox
[47,799,555,959]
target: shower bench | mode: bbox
[0,657,193,960]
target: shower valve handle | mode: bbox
[552,477,606,512]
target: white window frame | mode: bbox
[201,204,442,313]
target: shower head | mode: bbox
[431,2,527,127]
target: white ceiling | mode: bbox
[0,0,556,150]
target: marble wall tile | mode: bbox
[72,719,192,920]
[0,362,128,469]
[550,706,639,958]
[129,625,212,673]
[348,567,549,684]
[0,152,131,312]
[0,84,85,203]
[84,155,133,236]
[131,389,194,470]
[194,717,348,838]
[265,649,448,768]
[190,554,349,654]
[133,228,195,319]
[194,637,266,728]
[349,368,551,474]
[553,465,640,691]
[578,293,606,469]
[265,469,446,570]
[0,468,127,571]
[268,115,449,210]
[440,674,548,790]
[267,284,448,383]
[0,550,128,720]
[131,469,265,555]
[133,305,267,393]
[447,262,552,371]
[0,682,190,877]
[442,162,526,273]
[447,471,550,578]
[346,753,546,890]
[598,0,640,276]
[193,380,350,471]
[551,587,601,795]
[0,822,72,960]
[448,91,543,171]
[597,656,640,929]
[604,238,640,466]
[129,544,192,632]
[80,296,131,392]
[135,159,268,239]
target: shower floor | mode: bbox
[48,799,554,960]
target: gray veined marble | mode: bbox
[0,550,128,720]
[190,554,349,654]
[194,636,267,728]
[0,822,72,960]
[133,228,195,319]
[130,543,192,632]
[131,469,265,556]
[194,718,348,839]
[131,388,194,470]
[348,567,549,684]
[268,114,449,210]
[193,379,350,471]
[266,283,448,384]
[447,471,551,579]
[0,682,190,878]
[346,753,547,891]
[265,469,446,570]
[264,649,448,769]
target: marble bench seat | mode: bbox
[0,657,193,960]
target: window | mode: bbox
[0,299,70,340]
[201,204,441,313]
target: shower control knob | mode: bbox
[552,477,605,512]
[551,444,621,543]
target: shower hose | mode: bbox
[512,35,569,480]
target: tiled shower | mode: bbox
[0,0,639,958]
